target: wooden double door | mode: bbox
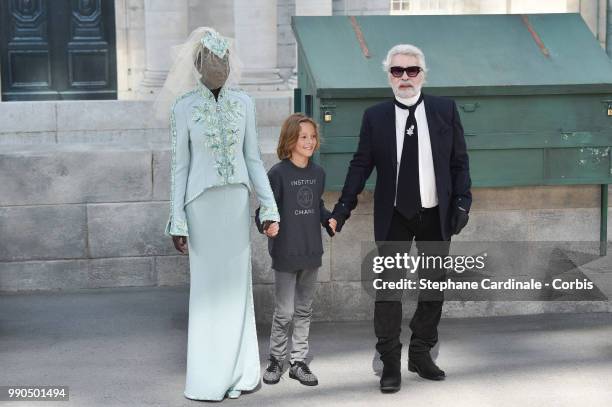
[0,0,116,101]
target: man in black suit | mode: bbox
[330,44,471,393]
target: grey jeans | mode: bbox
[269,268,318,363]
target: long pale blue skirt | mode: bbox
[184,184,260,401]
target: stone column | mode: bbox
[188,0,234,37]
[234,0,284,89]
[607,0,612,57]
[598,0,608,48]
[289,0,333,87]
[115,0,128,99]
[578,0,608,49]
[295,0,332,16]
[139,0,188,96]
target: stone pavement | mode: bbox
[1,287,611,407]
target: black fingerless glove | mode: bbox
[451,206,469,235]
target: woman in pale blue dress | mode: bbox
[160,28,279,401]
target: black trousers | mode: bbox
[374,207,449,362]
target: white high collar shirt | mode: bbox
[394,92,438,208]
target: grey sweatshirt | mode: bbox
[256,159,332,272]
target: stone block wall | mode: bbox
[0,98,290,145]
[1,99,611,322]
[1,141,611,321]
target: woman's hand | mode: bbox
[264,222,279,238]
[172,236,188,254]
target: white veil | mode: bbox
[153,27,243,124]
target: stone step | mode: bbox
[0,143,280,207]
[0,92,292,143]
[0,126,281,148]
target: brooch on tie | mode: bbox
[406,125,415,136]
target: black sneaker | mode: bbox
[263,356,284,384]
[289,361,318,386]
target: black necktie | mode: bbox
[394,94,423,220]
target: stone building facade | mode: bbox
[1,0,607,98]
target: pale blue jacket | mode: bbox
[165,84,280,236]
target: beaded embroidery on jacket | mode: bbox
[167,85,279,236]
[192,84,242,184]
[166,89,198,236]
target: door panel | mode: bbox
[1,0,116,100]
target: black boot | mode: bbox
[380,357,401,393]
[408,352,445,381]
[374,301,403,393]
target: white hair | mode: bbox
[382,44,428,74]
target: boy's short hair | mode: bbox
[277,113,321,160]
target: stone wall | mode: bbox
[1,99,611,322]
[278,0,297,80]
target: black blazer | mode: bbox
[333,94,472,241]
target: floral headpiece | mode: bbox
[200,30,229,59]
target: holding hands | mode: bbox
[329,218,338,233]
[328,218,338,234]
[322,217,338,237]
[263,221,279,238]
[255,207,279,238]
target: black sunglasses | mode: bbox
[389,66,422,78]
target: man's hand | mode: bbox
[264,221,279,238]
[172,235,188,254]
[323,218,337,237]
[328,218,338,234]
[451,206,469,235]
[331,212,346,233]
[330,201,351,233]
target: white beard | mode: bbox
[396,91,421,107]
[392,82,420,99]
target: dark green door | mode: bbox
[0,0,117,101]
